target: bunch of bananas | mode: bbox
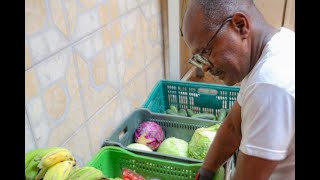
[25,147,75,180]
[25,147,108,180]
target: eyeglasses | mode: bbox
[188,16,233,69]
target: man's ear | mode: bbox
[231,13,250,39]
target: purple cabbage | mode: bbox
[134,121,164,150]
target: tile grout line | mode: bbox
[25,0,151,72]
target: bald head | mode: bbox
[184,0,254,32]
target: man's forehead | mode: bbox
[182,4,210,54]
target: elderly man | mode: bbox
[182,0,295,179]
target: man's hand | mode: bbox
[233,151,279,180]
[201,101,242,172]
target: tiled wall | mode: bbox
[25,0,165,166]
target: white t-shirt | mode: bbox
[237,27,295,180]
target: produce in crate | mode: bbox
[134,121,164,150]
[216,109,228,121]
[122,168,146,180]
[127,143,153,152]
[191,113,216,120]
[165,105,229,121]
[156,137,189,158]
[188,124,221,160]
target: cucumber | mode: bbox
[186,109,195,117]
[166,109,179,115]
[169,105,178,113]
[217,109,227,121]
[178,109,188,117]
[191,113,216,120]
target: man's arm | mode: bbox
[201,101,242,172]
[233,151,279,180]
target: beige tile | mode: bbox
[29,28,68,63]
[25,41,32,69]
[102,26,112,47]
[25,0,47,35]
[80,0,96,10]
[35,49,69,89]
[63,126,92,167]
[25,111,37,153]
[73,10,100,40]
[109,0,119,19]
[75,53,118,118]
[64,0,78,36]
[123,71,147,108]
[87,95,123,154]
[145,16,163,66]
[74,32,104,60]
[49,0,68,37]
[149,16,160,42]
[145,56,164,93]
[122,31,145,85]
[126,0,138,10]
[47,54,86,147]
[26,96,51,148]
[98,3,110,25]
[43,84,67,120]
[25,69,39,101]
[92,52,107,86]
[112,21,122,42]
[123,33,135,60]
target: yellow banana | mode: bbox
[43,160,75,180]
[38,148,74,169]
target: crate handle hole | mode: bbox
[119,126,128,140]
[198,88,218,95]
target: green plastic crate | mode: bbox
[143,80,240,116]
[87,146,225,180]
[102,108,220,163]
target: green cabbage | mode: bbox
[156,137,189,158]
[127,143,153,152]
[188,124,221,160]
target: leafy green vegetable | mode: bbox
[157,137,189,158]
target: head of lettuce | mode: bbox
[188,124,221,160]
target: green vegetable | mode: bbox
[191,113,216,120]
[188,124,221,160]
[169,105,178,113]
[157,137,189,158]
[109,178,123,180]
[127,143,153,152]
[186,109,195,117]
[178,109,188,117]
[217,109,227,121]
[166,109,179,115]
[213,166,225,180]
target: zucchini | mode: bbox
[191,113,216,120]
[166,109,179,115]
[217,109,227,121]
[169,105,178,113]
[186,109,195,117]
[178,109,188,117]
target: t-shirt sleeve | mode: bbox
[239,83,295,160]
